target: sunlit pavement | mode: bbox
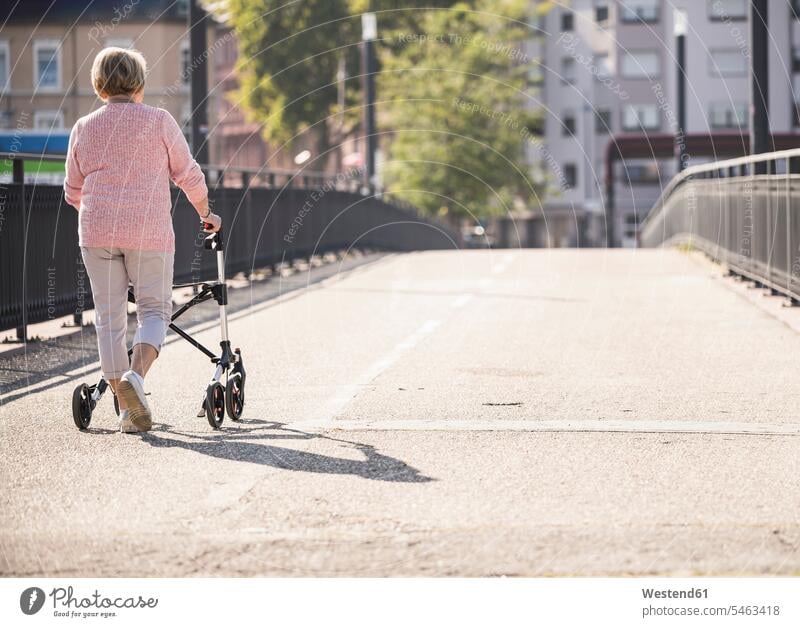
[1,249,798,576]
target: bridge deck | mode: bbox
[1,249,798,575]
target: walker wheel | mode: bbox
[72,383,93,430]
[225,373,244,421]
[205,382,225,429]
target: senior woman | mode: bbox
[64,47,221,433]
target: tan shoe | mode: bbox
[117,371,152,432]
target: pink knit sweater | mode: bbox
[64,102,208,252]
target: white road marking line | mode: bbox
[450,293,475,309]
[490,254,514,275]
[312,319,442,425]
[290,419,800,436]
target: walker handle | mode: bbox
[203,227,223,251]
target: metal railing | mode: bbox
[0,152,340,189]
[640,148,800,303]
[0,153,460,338]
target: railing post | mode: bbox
[789,156,800,305]
[242,171,255,274]
[13,158,27,341]
[749,162,754,274]
[787,156,793,300]
[766,159,772,289]
[12,158,24,184]
[731,166,737,260]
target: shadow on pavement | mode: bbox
[138,418,434,483]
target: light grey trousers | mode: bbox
[81,247,174,379]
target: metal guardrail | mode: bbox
[0,153,460,338]
[640,148,800,303]
[0,151,339,189]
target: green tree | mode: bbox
[379,0,542,220]
[225,0,354,149]
[224,0,459,150]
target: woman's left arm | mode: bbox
[64,122,84,210]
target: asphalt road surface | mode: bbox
[1,249,799,576]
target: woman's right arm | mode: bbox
[194,196,222,232]
[63,122,84,209]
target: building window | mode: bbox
[595,109,611,133]
[708,102,747,128]
[0,41,11,91]
[561,10,574,32]
[180,102,192,134]
[562,112,576,136]
[709,0,747,20]
[527,62,544,86]
[174,0,190,15]
[620,0,659,23]
[105,37,134,49]
[622,104,660,131]
[0,41,8,91]
[596,4,609,23]
[594,53,611,78]
[623,213,639,244]
[620,50,660,79]
[527,115,545,136]
[33,110,65,130]
[794,77,800,126]
[621,161,660,185]
[709,49,747,77]
[561,57,576,84]
[181,39,191,85]
[33,40,61,91]
[563,163,577,189]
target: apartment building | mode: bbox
[530,0,798,247]
[0,0,210,159]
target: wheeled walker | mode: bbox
[71,228,246,431]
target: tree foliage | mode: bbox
[223,0,544,218]
[225,0,354,148]
[379,0,542,219]
[225,0,460,148]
